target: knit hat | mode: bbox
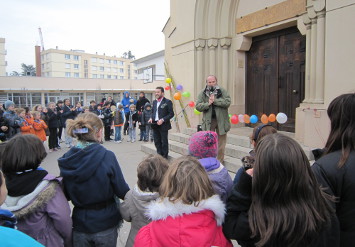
[188,131,218,159]
[4,100,14,110]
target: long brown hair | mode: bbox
[159,156,215,206]
[325,93,355,167]
[249,133,333,247]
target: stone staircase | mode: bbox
[141,127,315,174]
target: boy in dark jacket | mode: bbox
[103,102,113,141]
[141,102,153,142]
[113,104,125,143]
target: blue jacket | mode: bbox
[0,226,44,246]
[58,143,130,233]
[121,91,137,114]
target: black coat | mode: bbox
[136,97,150,113]
[151,97,174,131]
[61,105,77,128]
[312,151,355,247]
[223,169,340,247]
[47,108,59,128]
[102,108,113,127]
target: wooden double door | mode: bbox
[246,27,306,132]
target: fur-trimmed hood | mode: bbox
[146,194,226,226]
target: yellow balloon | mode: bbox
[165,78,172,83]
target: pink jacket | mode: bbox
[134,195,232,247]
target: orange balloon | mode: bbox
[244,114,250,124]
[268,113,276,122]
[261,114,268,124]
[174,92,181,100]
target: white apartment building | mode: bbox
[40,48,137,80]
[133,50,165,83]
[0,38,6,76]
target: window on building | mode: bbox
[74,55,79,60]
[91,57,97,63]
[92,66,97,71]
[65,54,71,59]
[92,74,98,78]
[113,60,117,64]
[41,64,44,69]
[120,76,124,79]
[113,75,118,79]
[107,75,111,79]
[119,61,124,66]
[100,66,104,71]
[74,73,80,78]
[65,72,71,77]
[120,68,124,73]
[99,58,104,64]
[106,59,111,64]
[74,64,79,69]
[65,63,71,69]
[100,74,104,79]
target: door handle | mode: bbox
[292,89,298,94]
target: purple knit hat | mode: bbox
[188,131,218,159]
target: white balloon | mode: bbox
[238,114,245,123]
[276,112,287,124]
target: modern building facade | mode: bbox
[0,38,6,76]
[40,48,137,80]
[134,50,165,83]
[164,0,355,148]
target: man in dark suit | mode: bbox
[148,86,174,159]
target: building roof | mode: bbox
[133,50,164,64]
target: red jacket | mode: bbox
[134,195,232,247]
[21,119,34,135]
[33,119,47,141]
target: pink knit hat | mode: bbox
[188,131,218,159]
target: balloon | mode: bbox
[188,101,195,107]
[165,86,170,90]
[238,114,244,123]
[165,78,171,83]
[261,114,268,124]
[244,114,250,124]
[228,114,232,117]
[194,109,201,115]
[276,112,288,124]
[250,115,258,124]
[182,91,190,97]
[231,114,239,124]
[173,92,181,100]
[176,84,183,91]
[268,113,276,122]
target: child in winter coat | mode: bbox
[102,102,113,141]
[14,108,32,135]
[2,134,72,247]
[127,104,138,143]
[32,111,48,142]
[2,100,17,139]
[47,102,59,152]
[134,155,232,247]
[58,112,129,247]
[113,104,125,143]
[141,103,153,142]
[120,154,169,247]
[188,131,233,203]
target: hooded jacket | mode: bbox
[121,91,137,114]
[58,143,130,233]
[198,157,233,203]
[134,195,232,247]
[141,103,152,126]
[2,174,72,247]
[120,185,159,247]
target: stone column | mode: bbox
[207,39,218,76]
[302,15,312,103]
[314,11,326,103]
[195,39,206,97]
[309,18,317,102]
[220,38,232,90]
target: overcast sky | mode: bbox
[0,0,170,73]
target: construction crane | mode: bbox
[38,27,44,51]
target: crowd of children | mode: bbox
[0,93,354,247]
[0,92,154,147]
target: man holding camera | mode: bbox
[196,75,231,162]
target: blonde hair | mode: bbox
[47,102,56,107]
[159,155,215,206]
[66,112,103,142]
[32,104,43,112]
[15,108,25,114]
[129,104,136,110]
[32,111,40,118]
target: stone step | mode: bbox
[141,141,242,173]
